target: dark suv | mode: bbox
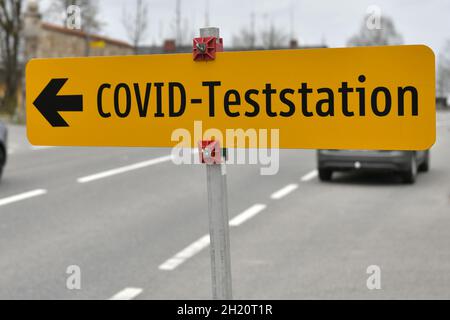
[0,121,7,181]
[317,150,429,184]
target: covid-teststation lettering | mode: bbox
[96,75,419,119]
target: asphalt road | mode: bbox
[0,111,449,299]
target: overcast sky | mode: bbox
[42,0,450,56]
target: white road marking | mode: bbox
[161,204,269,270]
[158,169,321,271]
[0,189,47,207]
[7,143,18,155]
[159,235,210,271]
[229,204,267,227]
[109,287,143,300]
[270,184,298,200]
[160,204,268,270]
[77,155,173,183]
[301,169,318,182]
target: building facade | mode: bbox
[23,1,134,59]
[6,0,134,119]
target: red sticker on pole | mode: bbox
[198,140,222,164]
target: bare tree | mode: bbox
[46,0,102,56]
[233,15,287,50]
[261,23,287,49]
[347,14,403,46]
[46,0,102,33]
[122,0,149,53]
[232,13,256,49]
[181,18,195,46]
[437,40,450,98]
[0,0,23,114]
[232,27,256,49]
[174,0,180,44]
[170,0,192,46]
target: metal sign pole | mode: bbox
[198,27,232,300]
[205,151,232,300]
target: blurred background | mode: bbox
[0,0,449,300]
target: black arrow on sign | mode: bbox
[33,78,83,127]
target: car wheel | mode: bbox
[318,168,332,181]
[418,151,430,172]
[402,154,417,184]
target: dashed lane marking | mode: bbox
[301,169,318,182]
[0,189,47,207]
[159,235,210,271]
[77,155,173,183]
[109,287,143,300]
[270,184,298,200]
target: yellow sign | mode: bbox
[90,40,106,48]
[26,45,435,150]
